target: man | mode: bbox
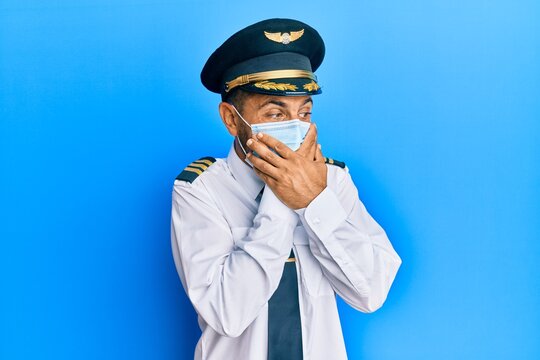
[171,18,401,360]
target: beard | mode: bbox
[236,122,253,155]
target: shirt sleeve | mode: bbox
[294,166,402,313]
[171,181,298,337]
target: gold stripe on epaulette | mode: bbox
[188,163,208,171]
[194,159,215,166]
[184,166,203,175]
[324,157,346,168]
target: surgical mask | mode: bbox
[232,106,311,152]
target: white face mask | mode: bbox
[232,105,311,153]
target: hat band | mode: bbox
[224,69,317,93]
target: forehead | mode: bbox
[244,93,313,108]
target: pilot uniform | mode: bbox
[171,18,401,360]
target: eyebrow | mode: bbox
[302,97,313,105]
[258,97,313,109]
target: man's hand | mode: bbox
[246,123,327,210]
[295,124,325,162]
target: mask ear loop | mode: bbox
[231,105,252,128]
[232,105,254,168]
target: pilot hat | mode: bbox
[201,18,325,99]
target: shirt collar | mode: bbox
[227,142,265,200]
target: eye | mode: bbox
[266,112,285,120]
[299,111,312,119]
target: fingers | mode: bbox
[251,132,294,160]
[297,123,317,159]
[315,143,325,162]
[246,137,285,167]
[307,124,318,160]
[246,152,281,180]
[308,136,317,160]
[252,163,278,187]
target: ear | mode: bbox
[219,102,239,136]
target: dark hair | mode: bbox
[223,88,250,113]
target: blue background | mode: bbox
[1,1,539,359]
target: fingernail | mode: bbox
[257,133,263,139]
[247,139,253,146]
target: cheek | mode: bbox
[237,123,252,143]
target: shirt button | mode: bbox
[313,217,321,224]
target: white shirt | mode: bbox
[170,144,402,360]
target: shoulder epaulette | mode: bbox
[324,157,346,169]
[176,156,217,183]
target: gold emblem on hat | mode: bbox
[303,81,320,92]
[253,80,298,91]
[264,29,304,44]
